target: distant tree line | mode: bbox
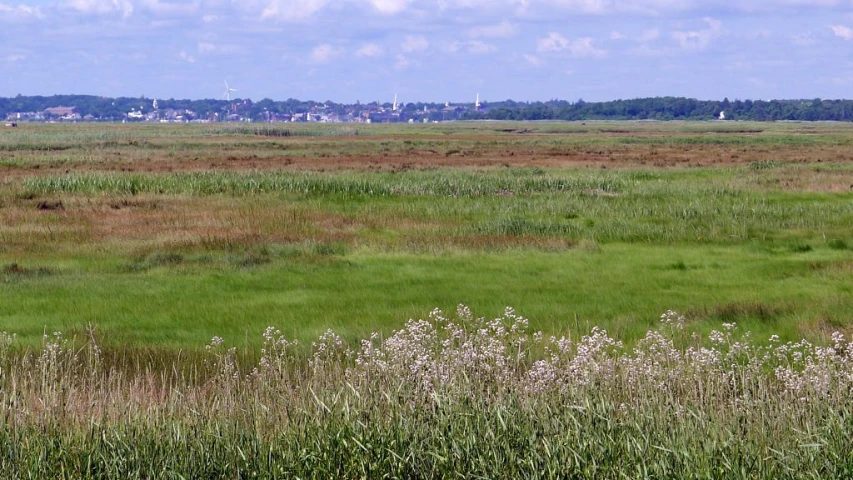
[3,94,853,122]
[464,97,853,122]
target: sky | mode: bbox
[2,0,853,103]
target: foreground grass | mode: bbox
[2,307,853,478]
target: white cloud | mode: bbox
[537,32,569,52]
[2,54,26,62]
[196,42,243,55]
[457,0,846,15]
[434,0,527,10]
[178,50,195,63]
[538,33,606,57]
[0,3,42,21]
[369,0,410,14]
[406,0,853,18]
[401,35,429,53]
[261,0,329,21]
[311,43,340,63]
[356,43,384,57]
[523,54,543,66]
[532,0,689,15]
[672,17,722,50]
[450,40,497,54]
[568,37,607,57]
[610,31,627,40]
[138,0,199,16]
[255,0,693,19]
[66,0,133,18]
[469,21,518,39]
[831,25,853,40]
[196,41,247,55]
[394,53,410,70]
[466,40,498,54]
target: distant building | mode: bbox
[369,111,399,123]
[44,106,77,117]
[6,111,43,121]
[44,106,81,121]
[441,105,464,121]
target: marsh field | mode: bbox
[1,121,852,478]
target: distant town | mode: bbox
[8,101,474,124]
[4,95,853,124]
[2,95,485,125]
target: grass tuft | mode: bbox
[708,301,785,323]
[827,238,849,250]
[2,263,54,278]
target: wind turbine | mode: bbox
[222,80,238,101]
[392,94,398,112]
[475,93,480,111]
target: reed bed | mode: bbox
[23,170,630,198]
[2,308,853,478]
[222,124,361,138]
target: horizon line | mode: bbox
[2,94,848,104]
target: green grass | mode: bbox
[22,169,633,197]
[0,244,849,349]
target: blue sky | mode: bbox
[2,0,853,102]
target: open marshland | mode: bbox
[1,121,851,348]
[1,121,852,477]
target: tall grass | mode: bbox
[222,124,361,137]
[23,170,630,197]
[2,308,853,478]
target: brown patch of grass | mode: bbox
[751,166,853,192]
[36,199,64,211]
[2,262,54,277]
[810,260,853,276]
[109,198,162,211]
[3,124,852,177]
[2,190,398,256]
[400,234,575,253]
[798,312,853,340]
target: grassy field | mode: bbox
[1,120,852,476]
[1,121,851,350]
